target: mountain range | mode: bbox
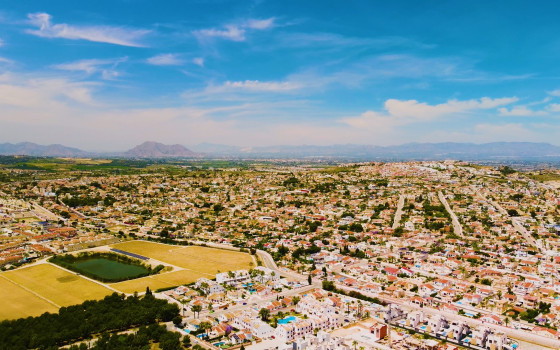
[1,141,560,160]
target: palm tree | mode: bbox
[180,299,187,316]
[352,340,358,350]
[191,304,202,318]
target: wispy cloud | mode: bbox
[26,13,150,47]
[209,80,302,93]
[194,25,246,42]
[0,57,13,65]
[192,57,204,67]
[0,72,97,107]
[53,57,127,80]
[193,17,275,42]
[146,53,184,66]
[547,103,560,112]
[498,106,548,117]
[342,97,518,130]
[245,18,275,30]
[548,89,560,97]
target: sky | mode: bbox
[1,0,560,151]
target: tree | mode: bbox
[182,335,191,348]
[180,299,188,316]
[308,274,312,285]
[146,286,152,296]
[173,316,183,327]
[199,322,212,337]
[292,296,301,306]
[259,308,271,321]
[352,340,358,350]
[191,304,202,318]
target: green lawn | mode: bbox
[73,258,150,281]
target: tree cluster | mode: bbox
[0,292,179,349]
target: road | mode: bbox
[31,201,62,221]
[472,188,541,251]
[392,194,406,229]
[336,284,560,349]
[438,191,463,237]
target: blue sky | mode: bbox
[1,0,559,150]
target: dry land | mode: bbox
[0,275,58,320]
[0,264,113,320]
[111,241,253,272]
[109,241,254,293]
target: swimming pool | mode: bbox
[278,316,297,324]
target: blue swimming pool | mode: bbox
[278,316,296,325]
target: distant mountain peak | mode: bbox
[123,141,199,158]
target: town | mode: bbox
[1,159,560,350]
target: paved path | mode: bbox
[31,201,62,221]
[438,191,463,237]
[392,194,406,229]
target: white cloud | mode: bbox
[0,57,13,65]
[193,18,275,42]
[222,80,301,92]
[53,57,126,80]
[245,18,275,30]
[194,25,245,42]
[547,89,560,97]
[342,97,518,130]
[146,53,183,66]
[26,12,150,47]
[192,57,204,67]
[0,73,96,108]
[0,38,3,47]
[498,106,547,117]
[547,103,560,112]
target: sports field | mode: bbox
[0,264,113,320]
[0,275,58,319]
[71,257,150,281]
[109,241,254,293]
[111,241,254,272]
[111,270,204,294]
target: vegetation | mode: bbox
[0,292,179,349]
[68,324,182,350]
[322,281,386,306]
[49,252,163,283]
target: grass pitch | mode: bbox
[109,241,254,293]
[110,269,208,294]
[2,264,113,310]
[111,241,254,273]
[0,276,58,320]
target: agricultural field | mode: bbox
[0,276,58,320]
[0,264,113,320]
[111,241,254,272]
[108,241,254,293]
[110,269,208,294]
